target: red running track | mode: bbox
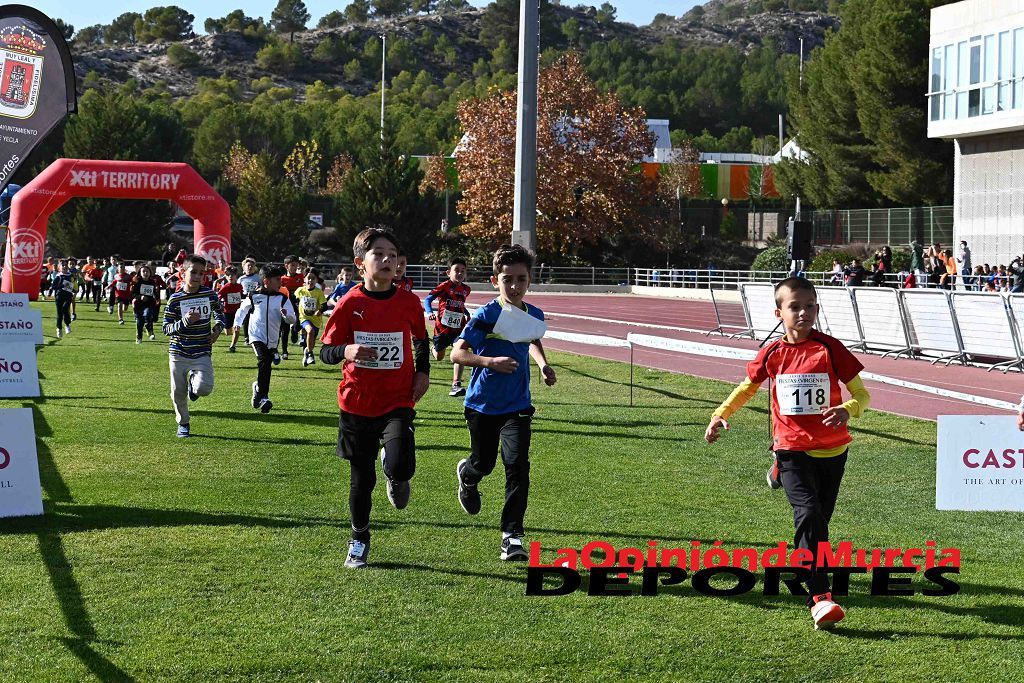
[463,292,1022,421]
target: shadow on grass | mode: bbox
[849,425,933,447]
[373,561,525,585]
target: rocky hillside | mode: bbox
[70,2,840,100]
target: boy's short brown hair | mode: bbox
[353,227,400,260]
[225,265,239,276]
[774,276,817,307]
[185,255,207,271]
[492,244,535,276]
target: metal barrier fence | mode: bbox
[631,268,909,289]
[730,284,1024,373]
[805,206,954,246]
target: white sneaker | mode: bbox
[64,325,71,335]
[55,327,62,339]
[345,538,370,569]
[136,338,142,345]
[149,334,156,341]
[500,535,528,561]
[811,593,845,630]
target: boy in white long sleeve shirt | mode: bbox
[235,264,296,413]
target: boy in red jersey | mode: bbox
[111,262,134,326]
[705,277,871,631]
[280,255,304,359]
[423,258,471,396]
[319,228,430,569]
[393,252,415,292]
[217,266,244,351]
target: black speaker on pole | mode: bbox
[787,219,812,262]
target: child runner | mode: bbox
[65,258,84,321]
[162,255,225,438]
[232,257,262,350]
[103,255,120,314]
[131,263,163,343]
[319,228,430,569]
[85,257,104,310]
[111,262,134,326]
[294,268,327,367]
[50,260,75,338]
[235,264,296,413]
[280,255,304,360]
[450,245,557,561]
[704,277,871,631]
[217,266,244,351]
[328,266,357,306]
[393,252,415,292]
[424,258,472,396]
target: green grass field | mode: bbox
[1,303,1022,682]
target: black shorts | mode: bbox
[433,328,461,353]
[336,407,416,464]
[224,310,236,329]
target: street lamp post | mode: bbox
[379,34,386,142]
[511,0,540,252]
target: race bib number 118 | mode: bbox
[775,373,830,416]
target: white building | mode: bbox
[929,0,1024,265]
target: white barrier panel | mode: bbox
[1008,294,1024,352]
[950,293,1018,360]
[0,306,43,344]
[936,415,1024,511]
[627,333,757,361]
[739,284,779,340]
[0,343,40,397]
[815,287,863,348]
[850,288,910,352]
[0,408,44,518]
[899,290,962,357]
[545,330,630,348]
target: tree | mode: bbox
[134,7,194,43]
[206,10,269,38]
[456,52,656,255]
[437,0,470,10]
[271,0,310,41]
[50,90,191,256]
[595,2,617,26]
[335,129,436,260]
[107,12,141,44]
[74,25,104,47]
[776,0,952,207]
[166,43,200,67]
[372,0,413,17]
[344,0,371,23]
[224,143,309,259]
[317,10,347,28]
[54,19,74,41]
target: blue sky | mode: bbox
[36,1,703,34]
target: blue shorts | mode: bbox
[300,320,319,335]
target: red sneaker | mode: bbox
[811,592,845,630]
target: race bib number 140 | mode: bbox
[353,331,404,370]
[775,373,830,416]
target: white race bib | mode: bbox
[115,281,128,291]
[182,298,211,323]
[353,331,404,370]
[492,303,547,343]
[140,284,155,297]
[440,308,464,328]
[301,296,317,315]
[61,280,74,292]
[776,373,831,416]
[226,292,241,305]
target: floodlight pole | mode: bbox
[380,34,386,142]
[511,0,540,252]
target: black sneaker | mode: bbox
[767,454,782,490]
[273,351,281,365]
[380,448,410,509]
[456,458,481,515]
[500,535,529,561]
[176,423,190,438]
[449,382,466,397]
[187,370,198,401]
[251,381,260,409]
[344,538,370,569]
[282,351,289,361]
[258,397,273,414]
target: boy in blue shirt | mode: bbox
[450,244,557,561]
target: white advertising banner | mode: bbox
[0,302,43,343]
[0,341,39,397]
[0,408,43,518]
[936,415,1024,511]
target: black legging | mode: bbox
[135,305,157,339]
[55,294,73,328]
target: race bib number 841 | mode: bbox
[775,373,830,416]
[353,331,404,369]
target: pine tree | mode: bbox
[271,0,310,42]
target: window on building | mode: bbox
[969,88,981,117]
[999,31,1011,80]
[983,85,996,114]
[970,41,981,84]
[932,48,942,93]
[959,41,970,88]
[984,34,996,82]
[957,90,968,119]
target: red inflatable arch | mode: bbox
[2,159,231,300]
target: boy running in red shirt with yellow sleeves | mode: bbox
[705,277,871,631]
[318,228,430,569]
[423,258,471,396]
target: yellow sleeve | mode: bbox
[839,374,870,418]
[712,377,761,420]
